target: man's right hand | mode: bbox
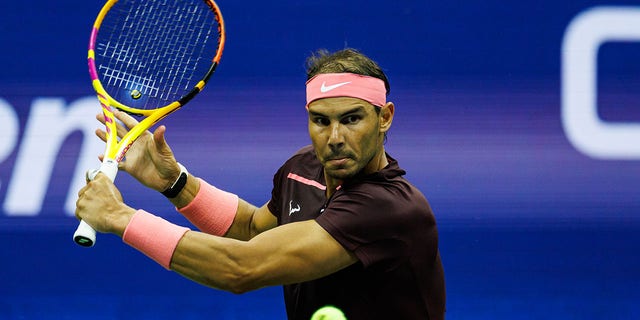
[95,109,182,192]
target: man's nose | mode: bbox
[327,123,344,150]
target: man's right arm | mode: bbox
[99,111,278,241]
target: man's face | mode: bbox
[307,97,386,181]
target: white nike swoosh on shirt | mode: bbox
[320,81,352,93]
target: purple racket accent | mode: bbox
[88,28,100,81]
[88,27,98,51]
[88,58,99,81]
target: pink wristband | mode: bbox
[177,178,238,236]
[123,209,190,270]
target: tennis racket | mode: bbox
[73,0,226,247]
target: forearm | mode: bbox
[172,176,242,238]
[170,175,275,240]
[121,209,266,293]
[170,220,358,293]
[169,231,263,293]
[121,211,356,294]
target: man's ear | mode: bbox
[379,102,394,133]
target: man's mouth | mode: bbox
[325,155,351,167]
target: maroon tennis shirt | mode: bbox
[267,145,445,320]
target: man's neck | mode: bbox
[324,147,388,198]
[325,178,343,198]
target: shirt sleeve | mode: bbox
[316,185,431,269]
[267,165,285,219]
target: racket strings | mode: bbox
[95,0,219,110]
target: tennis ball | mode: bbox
[310,306,346,320]
[131,89,142,99]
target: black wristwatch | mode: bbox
[161,163,188,198]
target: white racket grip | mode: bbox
[73,159,120,247]
[73,220,97,247]
[98,158,119,182]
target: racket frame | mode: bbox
[74,0,225,247]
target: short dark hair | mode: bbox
[305,48,390,96]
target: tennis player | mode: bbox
[76,49,446,320]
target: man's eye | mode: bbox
[314,118,330,126]
[343,115,360,124]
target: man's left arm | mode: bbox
[76,173,356,293]
[170,218,358,293]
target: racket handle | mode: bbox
[73,159,119,247]
[74,220,97,247]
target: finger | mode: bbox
[154,126,178,163]
[153,125,170,152]
[75,198,84,220]
[77,183,90,197]
[86,169,100,182]
[97,113,128,139]
[96,112,106,125]
[95,128,107,142]
[114,117,129,138]
[114,109,140,130]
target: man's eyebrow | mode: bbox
[308,106,366,118]
[308,110,326,117]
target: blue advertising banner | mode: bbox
[0,0,639,319]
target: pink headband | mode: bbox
[305,73,386,108]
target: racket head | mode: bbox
[87,0,225,116]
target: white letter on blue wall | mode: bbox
[562,6,640,159]
[0,98,19,191]
[3,97,103,216]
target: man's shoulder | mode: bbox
[291,145,315,157]
[276,145,320,175]
[285,145,317,164]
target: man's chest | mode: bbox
[279,176,327,224]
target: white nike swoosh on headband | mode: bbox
[320,81,352,93]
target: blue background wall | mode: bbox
[1,0,639,319]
